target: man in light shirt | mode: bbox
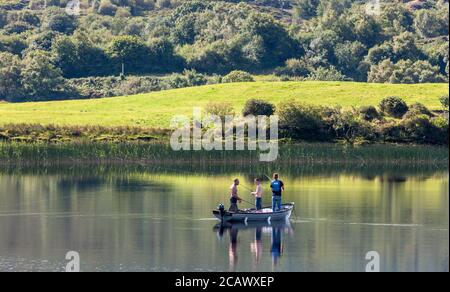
[251,178,263,210]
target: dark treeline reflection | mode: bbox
[0,162,447,181]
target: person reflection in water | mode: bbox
[271,226,283,268]
[250,227,263,269]
[229,227,239,270]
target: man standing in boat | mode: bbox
[229,178,242,212]
[270,173,284,211]
[251,178,263,210]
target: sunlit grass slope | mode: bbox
[0,81,447,128]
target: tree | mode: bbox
[98,0,118,16]
[334,41,367,80]
[107,35,150,74]
[368,59,394,83]
[148,37,182,72]
[53,32,111,78]
[241,13,300,69]
[378,2,414,36]
[0,52,23,101]
[414,8,449,38]
[42,8,78,34]
[0,35,28,55]
[368,59,445,84]
[21,51,65,100]
[292,0,320,20]
[391,32,423,62]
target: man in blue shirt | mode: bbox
[270,173,284,211]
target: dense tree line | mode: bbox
[0,0,449,101]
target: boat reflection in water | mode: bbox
[214,221,293,271]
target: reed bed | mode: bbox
[0,141,447,167]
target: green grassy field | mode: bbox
[0,81,448,128]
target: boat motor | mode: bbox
[217,204,226,217]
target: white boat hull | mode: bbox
[213,203,294,223]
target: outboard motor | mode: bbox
[217,203,226,223]
[218,203,225,216]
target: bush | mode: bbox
[359,106,380,121]
[275,58,310,77]
[401,114,442,144]
[205,101,235,120]
[403,103,433,119]
[323,107,375,143]
[307,66,348,81]
[432,116,449,144]
[379,96,409,118]
[278,101,328,141]
[222,70,255,83]
[378,121,406,142]
[242,99,276,117]
[440,95,449,111]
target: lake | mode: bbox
[0,164,448,272]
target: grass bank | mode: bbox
[0,81,447,128]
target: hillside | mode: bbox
[0,81,447,128]
[1,0,449,103]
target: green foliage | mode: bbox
[404,103,433,119]
[275,58,310,77]
[0,51,23,101]
[439,95,449,111]
[358,106,380,122]
[414,7,449,38]
[21,50,65,100]
[41,8,77,34]
[368,59,446,84]
[401,114,442,144]
[205,101,235,120]
[0,34,27,55]
[53,32,111,78]
[379,96,409,118]
[223,70,255,83]
[307,66,348,81]
[0,0,448,104]
[242,99,275,117]
[278,101,328,141]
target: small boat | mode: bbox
[212,202,295,223]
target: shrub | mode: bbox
[278,101,328,141]
[379,96,409,118]
[440,95,449,111]
[183,69,207,86]
[359,106,380,121]
[431,117,449,144]
[205,101,235,120]
[323,107,375,143]
[275,58,310,77]
[222,70,255,83]
[378,121,406,142]
[307,66,348,81]
[98,0,118,16]
[403,103,433,119]
[401,114,441,144]
[242,99,276,117]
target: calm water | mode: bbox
[0,165,448,272]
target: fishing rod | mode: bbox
[239,198,257,207]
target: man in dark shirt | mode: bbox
[270,173,284,211]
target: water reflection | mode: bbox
[0,165,448,272]
[214,221,293,271]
